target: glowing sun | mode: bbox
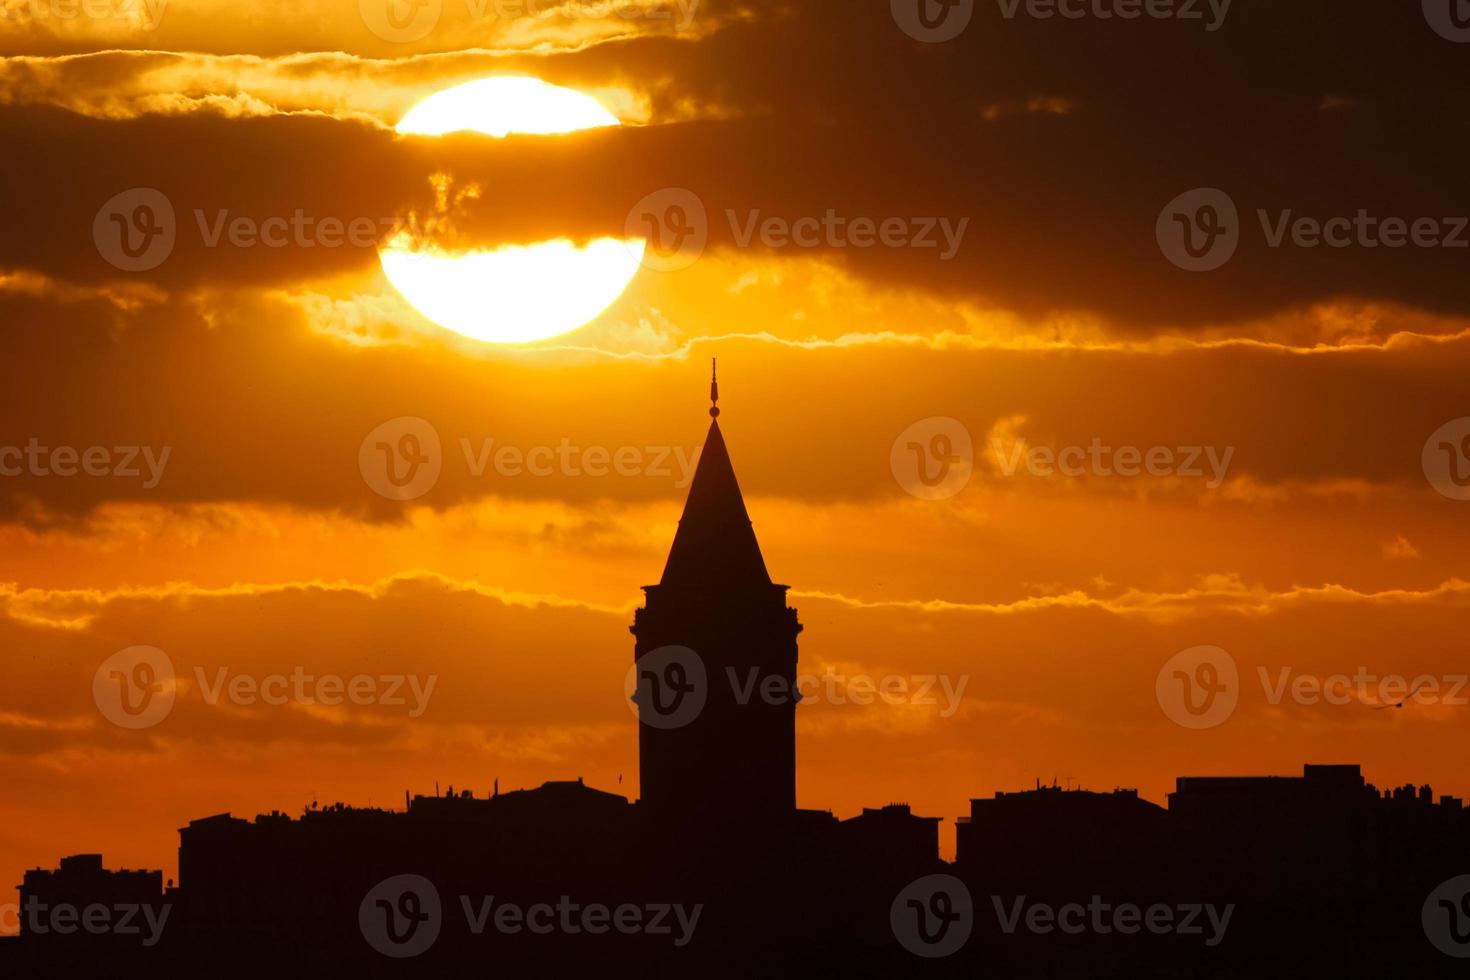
[383,77,645,344]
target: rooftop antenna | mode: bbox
[709,358,720,418]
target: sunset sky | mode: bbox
[3,0,1470,915]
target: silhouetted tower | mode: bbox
[630,362,802,826]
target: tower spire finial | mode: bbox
[709,358,720,418]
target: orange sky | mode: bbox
[3,0,1470,928]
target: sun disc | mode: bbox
[384,78,641,344]
[395,76,621,138]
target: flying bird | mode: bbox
[1371,680,1432,710]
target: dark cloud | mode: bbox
[1,284,1466,522]
[0,574,630,758]
[1,1,1468,522]
[4,2,1470,325]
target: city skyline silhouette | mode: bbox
[7,374,1470,978]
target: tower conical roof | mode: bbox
[658,405,772,591]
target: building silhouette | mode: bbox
[8,371,1470,977]
[630,365,801,827]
